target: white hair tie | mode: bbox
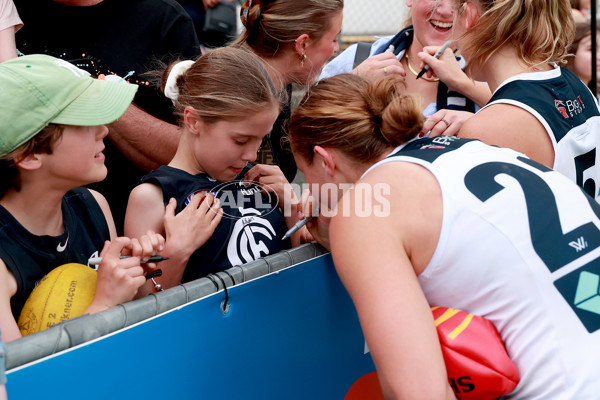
[164,60,195,104]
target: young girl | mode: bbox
[125,47,300,296]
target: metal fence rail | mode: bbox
[6,243,329,370]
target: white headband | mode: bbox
[164,60,195,104]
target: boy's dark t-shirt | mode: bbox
[0,188,109,320]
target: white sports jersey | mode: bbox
[482,66,600,198]
[368,136,600,399]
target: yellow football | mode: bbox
[17,263,97,336]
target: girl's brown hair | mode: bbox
[161,47,282,125]
[289,74,423,166]
[455,0,575,76]
[233,0,343,58]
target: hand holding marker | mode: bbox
[282,216,314,241]
[416,40,453,80]
[282,203,320,241]
[88,255,168,266]
[88,255,167,281]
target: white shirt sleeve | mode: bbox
[0,0,23,33]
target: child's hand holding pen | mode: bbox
[86,232,165,314]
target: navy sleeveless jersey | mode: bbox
[139,165,290,282]
[484,67,600,197]
[0,187,110,320]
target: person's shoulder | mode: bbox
[467,103,538,134]
[457,111,485,140]
[84,187,107,204]
[141,165,193,182]
[362,158,436,188]
[358,159,441,217]
[331,159,441,253]
[65,187,113,217]
[124,178,169,233]
[460,104,554,163]
[458,106,513,143]
[64,187,97,204]
[129,181,164,204]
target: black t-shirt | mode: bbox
[139,165,290,281]
[0,188,109,320]
[15,0,202,232]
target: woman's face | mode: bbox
[408,0,455,49]
[295,153,341,216]
[450,0,478,60]
[573,33,600,85]
[300,10,343,85]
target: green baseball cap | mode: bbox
[0,54,138,156]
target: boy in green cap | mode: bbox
[0,54,165,343]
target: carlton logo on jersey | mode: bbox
[185,180,285,266]
[227,207,277,265]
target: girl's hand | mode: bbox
[246,164,302,245]
[245,164,298,212]
[121,229,165,273]
[163,193,223,260]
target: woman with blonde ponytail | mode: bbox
[446,0,600,199]
[289,73,600,399]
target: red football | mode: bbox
[345,307,520,400]
[432,306,520,399]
